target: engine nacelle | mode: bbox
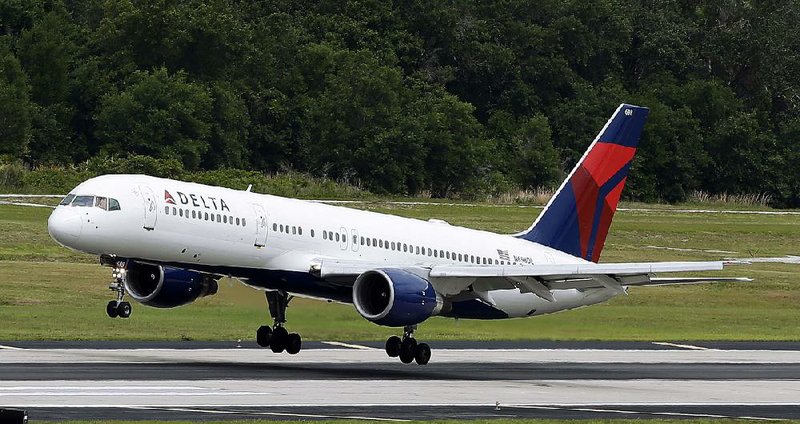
[123,261,218,308]
[352,269,442,327]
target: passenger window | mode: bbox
[95,197,108,210]
[59,194,75,206]
[310,229,315,237]
[391,242,395,250]
[280,224,284,232]
[335,233,340,242]
[236,217,241,225]
[165,206,170,214]
[242,218,246,226]
[299,227,303,236]
[292,226,296,235]
[224,216,228,224]
[229,216,233,225]
[71,195,94,207]
[403,243,408,252]
[173,207,177,215]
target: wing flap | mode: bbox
[429,261,725,278]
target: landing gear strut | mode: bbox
[105,258,131,319]
[385,325,430,365]
[256,290,302,354]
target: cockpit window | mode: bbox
[59,194,75,206]
[94,197,108,210]
[108,198,121,211]
[71,195,94,207]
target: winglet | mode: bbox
[516,104,649,262]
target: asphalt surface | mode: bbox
[0,341,798,421]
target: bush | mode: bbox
[0,162,25,189]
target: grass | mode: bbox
[0,202,798,341]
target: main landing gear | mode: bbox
[105,258,131,319]
[385,325,431,365]
[256,290,302,355]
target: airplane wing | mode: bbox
[315,259,751,301]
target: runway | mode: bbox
[1,341,799,421]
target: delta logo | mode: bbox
[164,190,231,212]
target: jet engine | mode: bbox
[352,269,443,327]
[123,261,218,308]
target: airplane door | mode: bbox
[252,204,268,247]
[351,229,359,252]
[139,185,157,230]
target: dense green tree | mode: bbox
[95,68,212,169]
[0,41,32,158]
[0,0,799,205]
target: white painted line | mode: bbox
[652,342,710,351]
[0,201,55,208]
[92,406,411,422]
[732,256,800,264]
[321,341,379,350]
[512,405,785,421]
[0,195,63,198]
[0,344,24,351]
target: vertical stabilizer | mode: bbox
[516,104,649,262]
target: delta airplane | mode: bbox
[47,104,748,365]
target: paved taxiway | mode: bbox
[1,341,799,421]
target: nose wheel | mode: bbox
[385,325,430,365]
[105,258,132,319]
[255,291,302,354]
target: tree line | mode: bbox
[1,0,798,206]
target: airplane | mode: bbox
[47,103,749,365]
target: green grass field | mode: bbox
[52,420,800,424]
[0,201,798,341]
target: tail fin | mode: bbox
[516,103,649,262]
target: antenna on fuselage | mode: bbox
[246,184,252,192]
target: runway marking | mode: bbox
[652,342,710,350]
[321,341,379,350]
[133,406,410,421]
[0,344,24,350]
[511,405,786,421]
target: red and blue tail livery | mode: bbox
[518,104,649,262]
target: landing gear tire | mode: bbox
[286,333,302,355]
[270,326,289,353]
[258,291,303,355]
[105,258,130,319]
[414,343,431,365]
[399,338,417,364]
[256,325,272,347]
[385,336,402,357]
[116,301,132,318]
[106,301,118,318]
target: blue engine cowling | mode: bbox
[352,269,442,327]
[123,261,218,308]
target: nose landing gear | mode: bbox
[385,325,430,365]
[105,258,131,319]
[255,290,302,355]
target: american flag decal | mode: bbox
[497,249,510,261]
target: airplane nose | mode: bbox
[48,208,83,246]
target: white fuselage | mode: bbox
[48,174,619,320]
